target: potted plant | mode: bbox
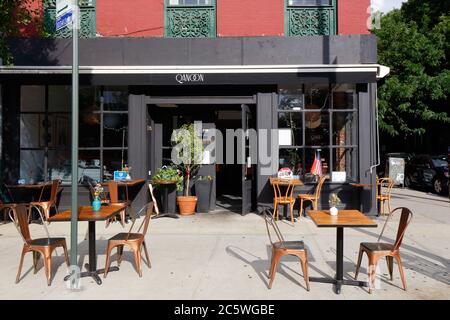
[195,175,213,213]
[151,166,183,213]
[171,123,204,215]
[329,193,341,216]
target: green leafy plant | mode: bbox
[328,193,342,208]
[171,123,204,196]
[152,166,183,192]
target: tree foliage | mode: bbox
[372,1,450,137]
[0,0,40,65]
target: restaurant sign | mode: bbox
[175,73,205,84]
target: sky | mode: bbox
[372,0,408,13]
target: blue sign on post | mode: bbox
[56,0,73,31]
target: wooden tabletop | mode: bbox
[350,183,372,188]
[101,179,146,187]
[269,178,303,186]
[6,184,48,189]
[308,210,377,228]
[48,203,128,222]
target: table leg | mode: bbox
[309,227,370,294]
[335,227,344,294]
[64,221,119,285]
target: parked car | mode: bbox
[404,154,449,195]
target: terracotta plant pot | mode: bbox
[177,196,197,215]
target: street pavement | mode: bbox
[0,187,448,300]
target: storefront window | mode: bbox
[19,85,129,185]
[278,84,358,182]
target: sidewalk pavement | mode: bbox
[0,188,448,300]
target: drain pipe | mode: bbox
[370,85,380,175]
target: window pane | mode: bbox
[103,150,128,181]
[169,0,211,5]
[304,148,330,181]
[102,87,128,111]
[20,114,41,148]
[79,150,101,183]
[279,148,305,176]
[304,84,330,109]
[278,94,304,110]
[48,86,71,112]
[21,86,45,112]
[278,112,303,146]
[52,114,70,148]
[20,150,45,183]
[288,0,332,6]
[80,86,100,111]
[80,113,100,147]
[332,112,355,146]
[103,114,128,147]
[48,150,71,183]
[305,112,329,146]
[332,148,357,181]
[333,84,356,109]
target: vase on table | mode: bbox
[92,197,101,212]
[330,207,338,216]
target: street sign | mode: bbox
[56,0,73,31]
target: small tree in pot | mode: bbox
[171,123,204,215]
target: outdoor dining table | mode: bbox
[102,179,146,203]
[48,203,128,285]
[6,183,49,203]
[269,178,303,220]
[308,209,378,294]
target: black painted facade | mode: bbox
[0,35,382,216]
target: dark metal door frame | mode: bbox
[146,95,257,214]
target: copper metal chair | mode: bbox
[1,185,17,223]
[28,179,61,222]
[9,205,69,286]
[270,177,296,223]
[298,175,327,216]
[263,209,310,291]
[105,180,129,227]
[376,177,395,216]
[355,207,413,293]
[104,202,154,278]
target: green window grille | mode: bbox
[44,0,96,38]
[285,0,336,36]
[165,0,216,38]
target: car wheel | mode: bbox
[433,178,444,195]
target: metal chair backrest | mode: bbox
[263,209,286,249]
[314,175,327,199]
[9,205,33,245]
[37,180,61,203]
[377,177,394,198]
[125,202,154,241]
[270,178,295,200]
[108,181,119,203]
[378,207,413,251]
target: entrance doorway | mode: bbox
[147,96,256,215]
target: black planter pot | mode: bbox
[195,180,212,213]
[155,183,177,213]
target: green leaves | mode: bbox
[373,3,450,137]
[0,0,44,65]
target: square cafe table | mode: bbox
[308,210,377,294]
[48,203,128,285]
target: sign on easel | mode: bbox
[56,0,73,31]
